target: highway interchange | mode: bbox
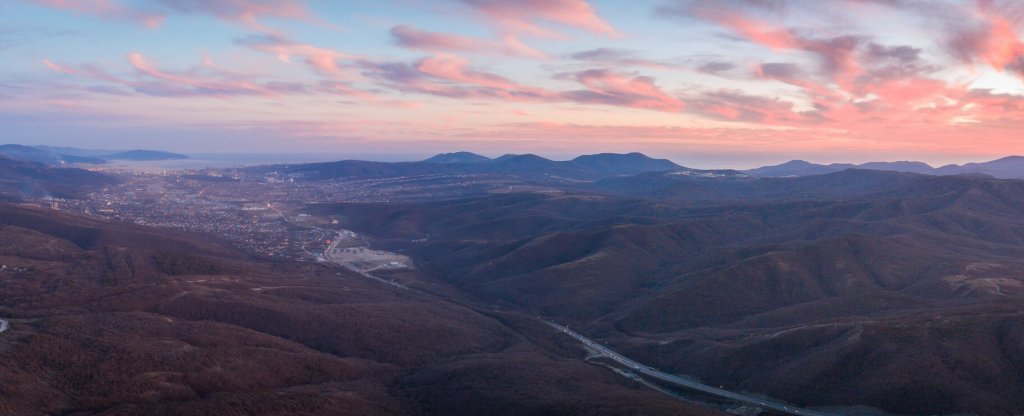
[545,321,834,416]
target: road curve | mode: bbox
[545,321,834,416]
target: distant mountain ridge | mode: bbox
[273,151,683,181]
[0,144,188,165]
[0,155,118,201]
[493,153,554,167]
[746,156,1024,179]
[934,156,1024,178]
[0,145,105,166]
[101,150,189,161]
[568,152,681,175]
[422,151,491,163]
[12,144,1024,180]
[259,152,1024,183]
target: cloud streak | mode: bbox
[44,54,322,98]
[25,0,317,30]
[457,0,621,38]
[390,25,544,58]
[26,0,164,27]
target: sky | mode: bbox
[2,0,1024,168]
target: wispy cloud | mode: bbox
[563,69,685,111]
[153,0,320,32]
[24,0,320,31]
[44,54,311,97]
[569,48,683,69]
[457,0,621,38]
[235,34,358,77]
[390,25,544,58]
[26,0,164,27]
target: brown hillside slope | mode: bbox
[323,172,1024,415]
[0,204,720,416]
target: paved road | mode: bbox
[0,319,9,333]
[322,231,346,261]
[337,269,407,289]
[545,321,833,416]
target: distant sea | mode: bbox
[103,152,425,171]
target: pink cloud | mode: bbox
[235,35,358,77]
[683,2,992,130]
[43,59,129,85]
[458,0,621,38]
[411,60,686,113]
[27,0,319,31]
[379,1,623,68]
[390,25,545,58]
[414,54,523,90]
[953,89,1024,121]
[699,10,867,87]
[569,48,684,70]
[391,25,493,52]
[154,0,306,21]
[153,0,319,31]
[43,54,322,98]
[948,10,1024,74]
[706,13,801,49]
[564,69,685,112]
[865,77,960,107]
[360,54,687,113]
[690,90,814,124]
[703,0,1024,83]
[363,54,554,101]
[126,53,315,97]
[27,0,164,28]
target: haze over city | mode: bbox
[4,0,1024,167]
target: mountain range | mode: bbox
[0,144,189,166]
[282,151,1024,182]
[11,143,1024,181]
[745,156,1024,179]
[422,151,492,163]
[262,151,682,181]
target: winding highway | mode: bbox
[545,321,833,416]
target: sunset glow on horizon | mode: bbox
[3,0,1024,167]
